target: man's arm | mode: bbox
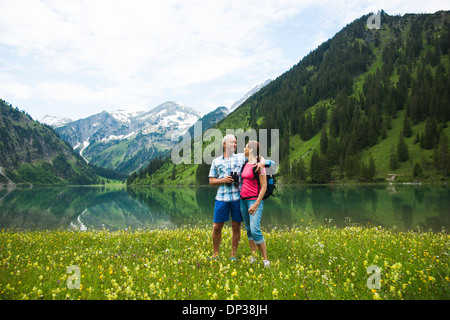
[235,152,273,173]
[209,176,233,186]
[254,156,265,173]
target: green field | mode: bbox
[1,224,448,300]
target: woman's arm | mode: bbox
[248,174,267,215]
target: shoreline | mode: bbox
[2,179,449,191]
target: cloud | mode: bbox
[0,0,448,119]
[0,73,33,100]
[1,0,307,115]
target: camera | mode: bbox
[231,171,239,187]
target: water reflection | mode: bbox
[0,184,448,232]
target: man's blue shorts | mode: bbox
[213,200,243,223]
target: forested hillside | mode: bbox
[129,10,450,185]
[0,100,122,185]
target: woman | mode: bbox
[240,140,269,267]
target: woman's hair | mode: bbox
[248,140,260,162]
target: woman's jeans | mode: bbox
[240,199,264,245]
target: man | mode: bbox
[208,134,265,260]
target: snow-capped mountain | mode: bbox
[40,115,73,128]
[229,79,271,112]
[135,101,202,138]
[55,101,202,174]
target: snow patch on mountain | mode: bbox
[40,115,73,128]
[74,140,90,163]
[100,132,137,143]
[109,109,146,122]
[229,79,271,112]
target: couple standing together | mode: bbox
[209,134,272,267]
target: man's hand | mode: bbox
[222,175,234,184]
[209,176,233,186]
[254,160,265,173]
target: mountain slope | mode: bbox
[130,10,450,185]
[186,106,230,138]
[0,99,101,185]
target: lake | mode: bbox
[0,184,448,232]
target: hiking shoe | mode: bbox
[263,259,270,268]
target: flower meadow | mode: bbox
[1,223,449,300]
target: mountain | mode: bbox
[0,99,102,185]
[40,115,73,128]
[186,106,229,138]
[129,10,450,186]
[185,80,272,139]
[229,79,271,112]
[55,101,202,174]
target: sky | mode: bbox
[0,0,449,122]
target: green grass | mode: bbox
[288,132,320,167]
[1,224,448,300]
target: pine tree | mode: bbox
[359,157,376,181]
[390,145,399,170]
[309,150,320,182]
[367,121,378,146]
[381,122,388,139]
[357,118,369,150]
[344,154,360,179]
[294,158,307,182]
[303,112,314,141]
[309,150,330,183]
[298,112,306,139]
[434,132,449,174]
[171,165,176,180]
[196,162,211,184]
[397,134,409,162]
[413,162,423,178]
[320,128,328,154]
[127,171,138,185]
[249,104,258,128]
[329,108,339,138]
[422,117,438,149]
[402,115,413,138]
[280,155,291,180]
[368,156,376,180]
[413,133,420,144]
[326,136,340,166]
[290,108,299,135]
[359,162,369,181]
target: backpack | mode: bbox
[240,159,276,200]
